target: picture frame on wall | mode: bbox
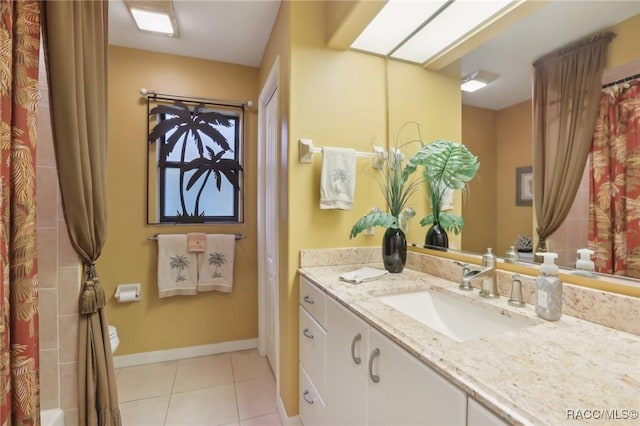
[516,166,533,206]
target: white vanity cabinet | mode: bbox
[323,285,466,425]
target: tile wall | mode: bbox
[548,159,590,267]
[37,63,81,425]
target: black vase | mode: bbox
[382,227,407,273]
[425,222,448,250]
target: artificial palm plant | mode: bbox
[348,148,421,239]
[404,140,479,244]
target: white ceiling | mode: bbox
[460,0,640,110]
[108,0,639,110]
[108,0,281,67]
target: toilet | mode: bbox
[108,325,120,353]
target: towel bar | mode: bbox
[298,138,386,169]
[149,233,246,241]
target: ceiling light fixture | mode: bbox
[351,0,516,65]
[460,70,498,93]
[125,0,179,37]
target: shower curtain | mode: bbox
[589,78,640,278]
[0,0,42,423]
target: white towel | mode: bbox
[339,267,389,284]
[320,147,356,210]
[197,234,236,293]
[157,235,198,298]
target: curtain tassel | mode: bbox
[80,278,106,314]
[80,262,106,314]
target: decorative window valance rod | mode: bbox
[603,73,640,89]
[139,88,253,108]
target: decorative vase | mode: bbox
[382,227,407,273]
[425,222,448,250]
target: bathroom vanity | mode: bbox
[297,248,640,425]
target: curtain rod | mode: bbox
[140,88,253,108]
[148,232,246,241]
[602,73,640,89]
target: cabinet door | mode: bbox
[325,298,370,425]
[368,328,466,426]
[467,398,508,426]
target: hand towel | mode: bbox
[157,234,198,298]
[339,267,389,284]
[187,232,207,252]
[320,147,356,210]
[197,234,236,293]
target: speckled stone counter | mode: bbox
[298,254,640,425]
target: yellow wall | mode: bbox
[607,14,640,69]
[461,105,498,253]
[100,47,259,355]
[266,0,463,416]
[496,100,533,255]
[387,59,462,247]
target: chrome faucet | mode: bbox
[455,249,499,298]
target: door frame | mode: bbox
[257,57,280,378]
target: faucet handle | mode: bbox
[457,262,473,291]
[508,274,525,307]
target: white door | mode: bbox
[258,58,279,376]
[264,88,278,371]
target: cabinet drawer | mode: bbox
[299,307,327,396]
[299,276,327,328]
[299,364,326,426]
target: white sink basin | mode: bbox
[376,290,538,342]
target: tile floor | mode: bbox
[116,349,282,426]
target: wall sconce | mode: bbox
[461,70,499,93]
[125,0,179,37]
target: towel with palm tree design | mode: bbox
[197,234,236,293]
[157,234,198,298]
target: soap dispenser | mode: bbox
[576,248,595,272]
[535,252,562,321]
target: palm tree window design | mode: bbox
[148,98,244,224]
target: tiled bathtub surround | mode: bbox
[298,252,640,425]
[300,247,640,335]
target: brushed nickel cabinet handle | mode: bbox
[303,295,314,304]
[303,328,314,339]
[351,333,362,365]
[368,348,380,383]
[303,390,314,404]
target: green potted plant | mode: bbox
[349,145,421,273]
[404,140,479,249]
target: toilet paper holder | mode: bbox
[115,283,141,302]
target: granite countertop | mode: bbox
[299,263,640,426]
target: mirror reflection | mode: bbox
[402,1,639,280]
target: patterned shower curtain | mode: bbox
[589,79,640,278]
[0,1,41,424]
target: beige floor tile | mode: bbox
[165,384,239,426]
[120,395,170,426]
[173,353,234,393]
[239,413,281,426]
[117,361,177,402]
[235,376,276,420]
[231,350,273,383]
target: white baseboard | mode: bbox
[113,338,258,368]
[277,396,301,426]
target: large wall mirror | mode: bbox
[399,1,639,283]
